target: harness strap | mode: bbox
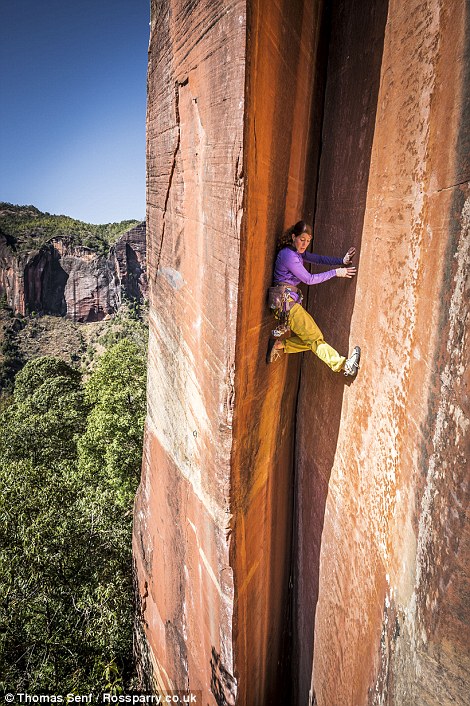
[276,282,302,293]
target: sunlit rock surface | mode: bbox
[134,0,245,698]
[299,2,470,705]
[135,0,469,703]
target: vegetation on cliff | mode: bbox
[0,203,141,255]
[0,297,147,395]
[0,304,24,394]
[0,339,147,691]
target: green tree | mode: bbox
[0,326,24,393]
[0,202,141,254]
[0,358,91,690]
[0,348,147,692]
[78,339,147,506]
[1,357,85,466]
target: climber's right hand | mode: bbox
[336,267,356,278]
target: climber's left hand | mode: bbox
[343,247,356,265]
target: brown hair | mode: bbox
[276,220,312,250]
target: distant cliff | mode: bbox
[0,206,147,322]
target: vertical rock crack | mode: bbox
[155,79,185,274]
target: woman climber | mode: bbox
[266,220,361,377]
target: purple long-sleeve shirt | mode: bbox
[273,246,343,288]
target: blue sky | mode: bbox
[0,0,149,224]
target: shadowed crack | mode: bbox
[210,646,236,706]
[436,179,469,193]
[155,79,187,275]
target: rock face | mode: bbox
[135,0,469,704]
[299,2,470,705]
[0,222,146,322]
[134,0,246,698]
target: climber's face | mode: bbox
[292,233,312,254]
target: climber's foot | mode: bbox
[343,345,361,377]
[266,338,283,364]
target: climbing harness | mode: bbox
[267,283,303,337]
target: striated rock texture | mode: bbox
[135,0,246,698]
[298,1,470,705]
[294,1,470,704]
[114,222,147,303]
[136,0,470,704]
[0,222,147,322]
[135,0,326,701]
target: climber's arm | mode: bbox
[303,251,344,266]
[303,247,357,266]
[284,249,338,285]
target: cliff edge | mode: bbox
[0,207,147,322]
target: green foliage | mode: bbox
[0,203,141,255]
[0,344,147,691]
[13,355,81,402]
[78,340,146,506]
[0,323,25,393]
[2,357,85,466]
[95,300,148,361]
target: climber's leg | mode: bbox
[283,303,346,372]
[283,304,321,353]
[315,342,346,372]
[282,333,311,354]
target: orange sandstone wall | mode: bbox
[232,1,325,702]
[296,1,470,705]
[134,0,324,702]
[134,0,246,696]
[136,0,470,703]
[293,0,389,701]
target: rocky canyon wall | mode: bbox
[0,222,146,321]
[136,0,469,704]
[296,1,470,705]
[134,0,323,701]
[134,0,246,697]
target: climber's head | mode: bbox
[291,220,312,253]
[292,220,309,236]
[277,220,313,251]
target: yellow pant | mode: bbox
[282,303,346,372]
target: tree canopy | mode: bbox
[0,203,141,255]
[0,341,146,692]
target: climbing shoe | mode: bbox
[266,337,282,364]
[343,345,361,377]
